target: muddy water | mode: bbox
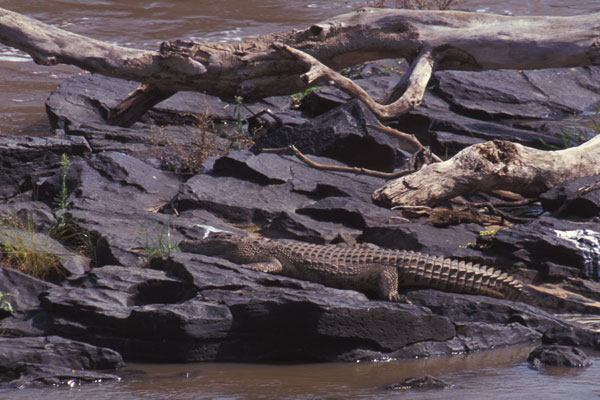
[1,345,600,400]
[2,0,600,398]
[1,0,600,135]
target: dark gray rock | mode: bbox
[38,152,181,214]
[177,174,311,224]
[258,211,362,244]
[539,174,600,217]
[297,197,396,229]
[45,73,300,171]
[456,322,541,352]
[0,201,57,234]
[7,363,120,388]
[387,375,452,390]
[33,152,187,268]
[361,220,485,259]
[542,325,600,349]
[0,267,55,315]
[528,345,591,369]
[252,99,398,172]
[490,216,600,280]
[0,135,91,200]
[213,150,386,203]
[436,68,600,120]
[0,335,123,386]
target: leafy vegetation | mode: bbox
[539,119,600,149]
[144,223,178,261]
[0,291,13,314]
[290,85,323,106]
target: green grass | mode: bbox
[145,224,178,261]
[0,291,13,314]
[0,217,65,281]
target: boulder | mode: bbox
[0,267,56,315]
[0,201,57,234]
[0,336,123,387]
[490,216,600,280]
[539,174,600,217]
[0,135,91,200]
[528,345,591,369]
[252,99,398,172]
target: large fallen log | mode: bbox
[372,135,600,207]
[0,7,599,126]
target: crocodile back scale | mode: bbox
[179,232,532,303]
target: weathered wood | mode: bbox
[372,135,600,207]
[1,7,599,124]
[107,84,176,127]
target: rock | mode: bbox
[455,322,541,352]
[0,267,56,315]
[212,150,386,203]
[0,335,124,386]
[528,345,591,369]
[252,99,398,172]
[297,197,396,229]
[34,152,186,268]
[361,219,485,259]
[0,201,57,234]
[542,325,600,350]
[258,211,362,244]
[24,253,464,362]
[0,135,91,200]
[45,73,300,171]
[177,174,311,224]
[539,174,600,217]
[7,363,121,388]
[491,216,600,280]
[436,68,600,120]
[387,375,452,390]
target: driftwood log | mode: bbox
[373,135,600,207]
[1,7,599,126]
[1,7,599,208]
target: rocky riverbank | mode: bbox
[1,61,600,387]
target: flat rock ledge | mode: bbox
[1,63,600,385]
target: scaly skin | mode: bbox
[179,232,531,303]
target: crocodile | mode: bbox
[179,232,531,303]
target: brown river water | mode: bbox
[2,0,600,398]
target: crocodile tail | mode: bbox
[400,251,533,303]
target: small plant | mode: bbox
[151,105,216,174]
[229,96,254,150]
[539,119,600,149]
[0,292,14,314]
[53,153,71,232]
[290,85,323,106]
[145,224,178,261]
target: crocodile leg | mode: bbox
[376,265,409,303]
[241,258,283,273]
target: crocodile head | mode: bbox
[182,232,274,264]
